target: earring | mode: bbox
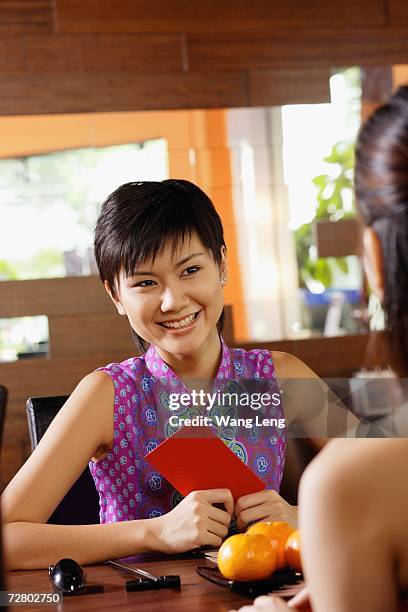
[221,276,226,286]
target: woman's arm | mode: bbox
[1,370,139,569]
[1,371,234,569]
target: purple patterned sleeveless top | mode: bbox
[89,337,286,524]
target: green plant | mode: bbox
[295,139,355,290]
[0,259,18,280]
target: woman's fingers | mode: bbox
[208,503,233,527]
[235,490,275,515]
[235,489,297,529]
[201,529,223,548]
[195,488,234,516]
[236,504,270,530]
[206,516,229,539]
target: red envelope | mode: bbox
[145,425,265,501]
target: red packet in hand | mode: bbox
[145,425,265,501]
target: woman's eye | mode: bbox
[134,279,156,288]
[182,266,201,276]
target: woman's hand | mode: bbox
[230,587,312,611]
[235,490,297,531]
[154,488,234,553]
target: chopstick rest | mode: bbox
[105,559,181,591]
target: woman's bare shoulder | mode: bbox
[271,351,318,379]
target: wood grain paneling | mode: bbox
[314,219,361,258]
[361,65,393,103]
[49,313,136,357]
[187,29,408,71]
[249,67,331,106]
[0,0,52,35]
[0,276,112,317]
[389,0,408,26]
[241,332,390,378]
[55,0,386,34]
[0,71,249,115]
[0,38,24,76]
[82,34,184,73]
[24,35,83,75]
[24,34,184,77]
[0,353,134,401]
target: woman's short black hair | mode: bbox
[94,179,226,353]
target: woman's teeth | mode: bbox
[160,312,198,329]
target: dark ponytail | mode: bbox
[355,86,408,365]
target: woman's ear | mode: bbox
[104,280,126,316]
[220,246,228,286]
[362,227,384,302]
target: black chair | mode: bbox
[26,395,100,525]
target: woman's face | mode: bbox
[112,232,227,357]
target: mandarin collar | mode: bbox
[144,335,232,394]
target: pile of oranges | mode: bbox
[217,521,302,582]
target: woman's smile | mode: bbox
[157,309,202,332]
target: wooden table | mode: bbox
[5,556,263,611]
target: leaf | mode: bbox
[335,257,349,274]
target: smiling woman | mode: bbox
[94,180,227,355]
[1,178,336,569]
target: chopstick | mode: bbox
[105,559,161,582]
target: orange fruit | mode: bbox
[217,533,278,581]
[285,529,302,572]
[247,521,295,569]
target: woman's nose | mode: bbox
[160,285,189,313]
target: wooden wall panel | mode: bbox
[314,219,361,258]
[361,66,393,103]
[23,34,184,76]
[55,0,386,34]
[187,29,408,71]
[81,35,184,74]
[24,36,83,75]
[0,277,112,317]
[0,0,53,35]
[389,0,408,26]
[0,354,134,401]
[0,39,25,76]
[241,332,390,378]
[48,314,136,357]
[0,71,249,115]
[249,67,331,106]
